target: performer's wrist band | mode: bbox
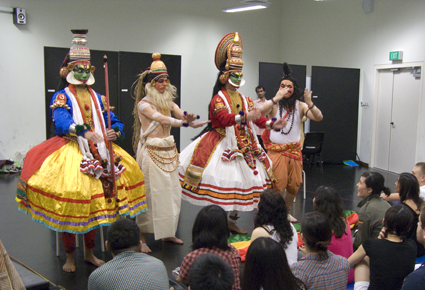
[308,103,315,110]
[272,98,278,105]
[69,124,76,135]
[235,115,242,124]
[265,120,272,130]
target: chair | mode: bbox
[302,131,324,174]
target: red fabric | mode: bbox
[20,136,69,183]
[188,130,223,168]
[62,229,96,253]
[237,246,249,262]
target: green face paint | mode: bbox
[73,64,91,82]
[229,72,243,86]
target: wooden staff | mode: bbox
[103,55,117,198]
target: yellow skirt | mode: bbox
[17,140,146,234]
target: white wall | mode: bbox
[0,0,282,161]
[279,0,425,165]
[1,0,425,168]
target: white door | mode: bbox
[373,67,422,174]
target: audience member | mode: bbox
[397,172,425,256]
[381,162,425,202]
[353,172,391,250]
[250,189,298,265]
[188,253,234,290]
[253,85,268,151]
[291,212,350,290]
[177,205,241,290]
[313,186,354,283]
[402,204,425,289]
[242,237,306,290]
[349,204,416,290]
[88,218,169,290]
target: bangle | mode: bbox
[308,103,315,110]
[272,98,278,105]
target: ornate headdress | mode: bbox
[59,29,95,85]
[214,32,244,84]
[144,53,170,86]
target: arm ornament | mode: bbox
[100,95,115,113]
[75,123,91,135]
[138,102,151,112]
[50,94,70,111]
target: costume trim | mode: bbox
[262,129,302,160]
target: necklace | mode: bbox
[280,104,296,135]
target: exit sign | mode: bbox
[389,51,403,61]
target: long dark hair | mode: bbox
[398,172,424,210]
[254,189,293,249]
[192,205,230,251]
[383,204,413,241]
[301,211,332,261]
[362,171,391,196]
[242,237,305,290]
[313,186,347,238]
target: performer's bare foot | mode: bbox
[228,221,248,234]
[162,237,184,244]
[63,253,76,273]
[288,214,298,223]
[84,249,105,267]
[140,233,152,253]
[141,243,152,253]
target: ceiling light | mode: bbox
[222,0,269,13]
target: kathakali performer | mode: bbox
[178,32,288,234]
[132,53,208,253]
[261,62,323,222]
[16,30,147,272]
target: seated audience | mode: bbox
[402,204,425,289]
[353,172,391,250]
[313,186,354,283]
[188,253,234,290]
[88,218,169,290]
[177,205,241,290]
[250,189,298,265]
[349,204,417,290]
[397,172,425,257]
[242,237,306,290]
[382,162,425,202]
[291,212,350,290]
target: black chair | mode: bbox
[302,131,324,174]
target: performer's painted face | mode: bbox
[154,77,169,94]
[73,64,91,83]
[229,72,243,88]
[280,80,294,98]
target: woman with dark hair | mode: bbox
[349,204,417,290]
[313,186,354,283]
[250,189,298,265]
[353,171,391,250]
[177,205,241,290]
[242,237,306,290]
[396,172,425,256]
[291,212,350,289]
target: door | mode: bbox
[373,67,422,173]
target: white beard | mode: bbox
[66,71,95,86]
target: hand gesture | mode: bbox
[304,88,313,107]
[84,131,104,143]
[272,118,288,129]
[106,128,118,141]
[274,87,289,103]
[183,112,198,123]
[189,120,210,128]
[246,108,261,122]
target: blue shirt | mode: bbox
[88,251,169,290]
[402,263,425,290]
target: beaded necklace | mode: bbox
[279,103,296,135]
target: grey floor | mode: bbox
[0,164,398,290]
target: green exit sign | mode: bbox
[389,51,403,61]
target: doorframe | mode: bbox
[370,61,424,170]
